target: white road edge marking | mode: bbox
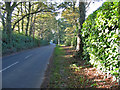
[0,62,19,72]
[25,54,32,59]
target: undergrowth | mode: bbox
[2,32,49,55]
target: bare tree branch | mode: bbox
[85,0,92,9]
[11,2,20,10]
[1,7,6,11]
[12,8,53,31]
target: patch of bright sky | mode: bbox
[55,0,107,20]
[86,0,106,17]
[47,0,64,20]
[47,0,64,4]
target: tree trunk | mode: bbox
[5,2,17,43]
[76,34,81,51]
[6,6,12,43]
[1,12,6,32]
[21,2,24,32]
[76,2,85,53]
[6,12,12,43]
[25,17,29,36]
[29,5,34,36]
[18,22,20,33]
[72,1,78,47]
[33,14,36,41]
[29,14,33,36]
[57,22,60,45]
[17,10,20,33]
[58,36,60,45]
[58,30,60,45]
[25,2,31,36]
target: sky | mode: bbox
[86,0,106,17]
[56,0,107,19]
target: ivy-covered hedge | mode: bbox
[2,32,49,55]
[81,2,119,81]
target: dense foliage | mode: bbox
[81,2,119,81]
[61,3,79,47]
[2,32,49,55]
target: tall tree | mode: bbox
[60,0,92,58]
[29,5,34,36]
[75,0,92,59]
[17,7,20,33]
[32,14,36,40]
[21,2,24,32]
[76,1,85,53]
[0,11,6,32]
[5,2,19,42]
[25,2,31,36]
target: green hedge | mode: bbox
[2,32,49,55]
[81,2,119,81]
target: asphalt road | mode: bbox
[1,45,55,88]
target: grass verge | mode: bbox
[48,45,66,88]
[48,45,119,89]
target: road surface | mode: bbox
[1,45,55,88]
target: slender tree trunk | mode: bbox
[57,22,60,45]
[1,12,6,32]
[17,10,20,33]
[72,1,77,47]
[58,31,60,45]
[33,14,36,41]
[29,14,33,36]
[58,36,60,45]
[25,2,31,36]
[29,5,34,36]
[25,17,29,36]
[18,22,20,33]
[21,2,24,32]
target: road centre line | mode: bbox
[25,54,32,59]
[0,62,19,72]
